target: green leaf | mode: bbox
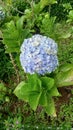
[40,13,56,38]
[41,76,54,90]
[39,91,48,107]
[16,16,25,31]
[68,10,73,20]
[45,97,56,116]
[40,0,57,9]
[3,21,20,53]
[14,82,40,102]
[0,83,6,100]
[55,69,73,87]
[14,75,42,111]
[27,74,42,91]
[29,91,42,110]
[49,87,60,96]
[0,83,6,92]
[14,81,29,102]
[61,32,71,39]
[59,63,73,72]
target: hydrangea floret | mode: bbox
[20,34,58,75]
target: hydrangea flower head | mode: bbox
[20,34,58,75]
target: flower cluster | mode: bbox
[20,34,58,75]
[0,6,5,24]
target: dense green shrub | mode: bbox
[11,0,29,16]
[51,0,73,21]
[0,42,14,82]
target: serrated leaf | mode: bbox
[41,76,54,90]
[3,21,20,53]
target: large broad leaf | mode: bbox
[14,81,29,102]
[55,69,73,87]
[41,76,54,90]
[14,74,42,110]
[29,91,42,111]
[45,97,56,116]
[14,80,41,101]
[27,74,42,91]
[39,91,48,107]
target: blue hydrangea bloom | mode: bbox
[20,34,58,75]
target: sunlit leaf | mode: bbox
[14,81,29,102]
[55,69,73,87]
[49,87,60,96]
[59,63,73,72]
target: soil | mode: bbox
[56,86,73,114]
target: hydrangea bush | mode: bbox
[13,33,73,116]
[20,34,58,75]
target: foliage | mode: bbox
[11,0,29,16]
[2,16,31,53]
[14,74,60,116]
[0,6,5,26]
[0,0,73,128]
[0,82,6,100]
[0,97,73,129]
[14,63,73,116]
[0,42,14,82]
[1,0,73,117]
[55,63,73,87]
[51,0,73,21]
